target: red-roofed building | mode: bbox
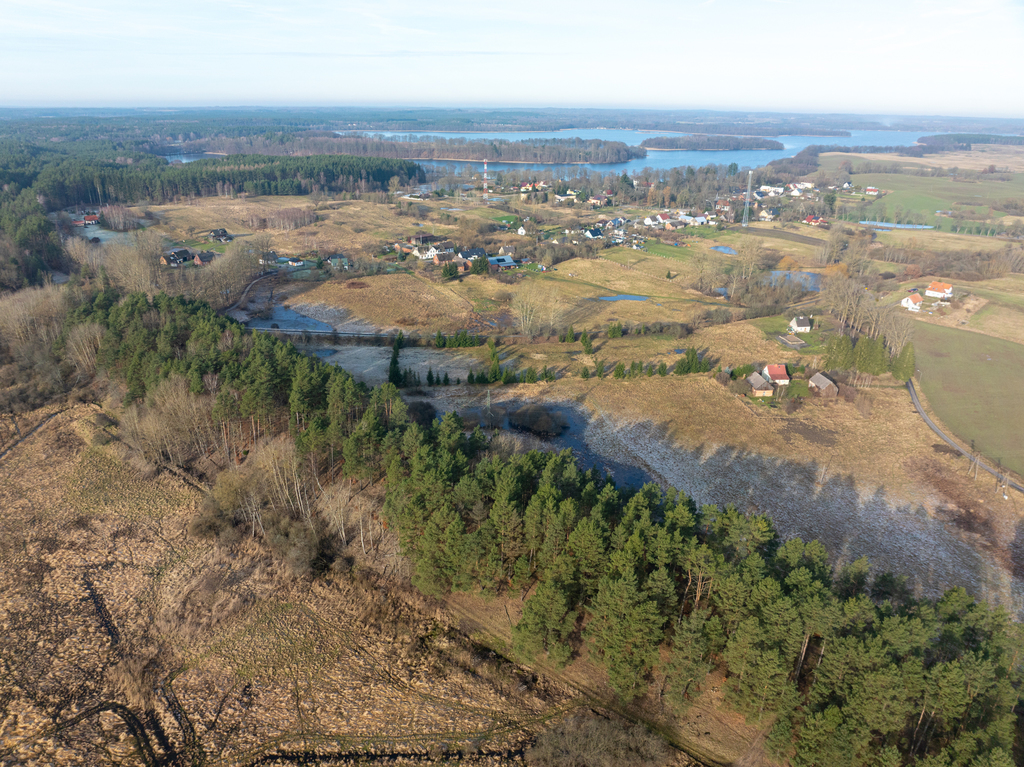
[83,215,100,225]
[901,294,923,312]
[763,364,790,385]
[925,281,953,299]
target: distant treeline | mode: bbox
[766,141,969,175]
[32,154,423,209]
[0,140,422,288]
[918,134,1024,148]
[175,133,647,164]
[641,136,784,151]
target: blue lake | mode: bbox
[860,221,935,230]
[711,245,738,255]
[598,294,648,302]
[339,129,936,175]
[165,129,939,177]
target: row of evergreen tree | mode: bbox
[60,289,1022,767]
[824,334,916,381]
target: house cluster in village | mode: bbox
[746,315,837,398]
[900,281,953,312]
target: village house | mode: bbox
[925,281,953,299]
[865,187,880,196]
[747,372,774,397]
[487,255,517,272]
[193,252,216,267]
[83,214,99,226]
[584,228,603,239]
[763,364,790,386]
[498,245,516,257]
[209,228,232,243]
[808,372,838,397]
[589,194,609,206]
[803,215,827,226]
[517,226,527,236]
[901,293,924,312]
[161,249,191,267]
[789,316,812,334]
[459,247,486,261]
[758,209,776,222]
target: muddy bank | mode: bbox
[287,301,389,335]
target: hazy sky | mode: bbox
[2,0,1023,116]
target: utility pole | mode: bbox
[742,170,753,227]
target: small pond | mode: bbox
[597,294,648,302]
[711,245,738,255]
[768,270,823,292]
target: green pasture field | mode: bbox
[638,241,694,260]
[840,172,1024,232]
[913,323,1024,478]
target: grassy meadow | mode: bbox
[914,323,1024,478]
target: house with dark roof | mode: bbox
[789,316,812,334]
[193,251,216,267]
[459,248,486,260]
[808,372,838,396]
[584,228,603,239]
[161,249,191,267]
[747,372,774,397]
[487,255,517,271]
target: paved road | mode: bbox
[906,379,1023,495]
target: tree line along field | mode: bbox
[913,322,1024,478]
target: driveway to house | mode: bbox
[906,380,1024,495]
[225,271,274,313]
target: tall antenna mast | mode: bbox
[742,170,753,227]
[483,159,489,201]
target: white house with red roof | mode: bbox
[901,294,923,312]
[925,281,953,299]
[763,364,790,386]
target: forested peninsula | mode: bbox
[640,136,785,151]
[173,134,647,164]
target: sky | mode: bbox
[2,0,1023,117]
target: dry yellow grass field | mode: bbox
[0,404,617,766]
[821,145,1024,173]
[291,272,478,332]
[134,195,461,257]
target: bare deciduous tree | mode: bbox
[512,284,543,336]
